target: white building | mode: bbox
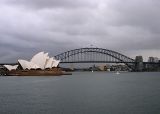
[4,52,60,71]
[3,65,18,71]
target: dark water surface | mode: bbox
[0,72,160,114]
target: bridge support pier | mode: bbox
[135,62,144,72]
[135,56,144,72]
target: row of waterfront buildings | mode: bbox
[135,56,160,72]
[69,56,160,72]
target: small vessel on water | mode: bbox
[116,71,120,75]
[3,52,72,76]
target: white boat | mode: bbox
[116,71,120,75]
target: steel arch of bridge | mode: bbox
[54,48,135,67]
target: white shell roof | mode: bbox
[45,57,54,68]
[18,52,60,70]
[3,65,18,71]
[30,52,48,69]
[52,60,60,67]
[18,59,40,70]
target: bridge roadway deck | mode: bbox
[60,61,135,63]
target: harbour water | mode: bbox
[0,72,160,114]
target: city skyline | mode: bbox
[0,0,160,62]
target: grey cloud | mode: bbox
[0,0,160,62]
[5,0,97,9]
[107,0,160,32]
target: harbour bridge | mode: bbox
[54,48,136,70]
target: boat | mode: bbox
[116,71,120,75]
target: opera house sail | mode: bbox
[3,65,18,71]
[17,52,60,70]
[2,52,68,76]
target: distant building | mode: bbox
[109,64,129,71]
[147,57,159,71]
[98,64,110,71]
[148,57,159,63]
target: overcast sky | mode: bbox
[0,0,160,62]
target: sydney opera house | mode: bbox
[3,52,68,76]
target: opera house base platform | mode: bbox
[6,68,72,76]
